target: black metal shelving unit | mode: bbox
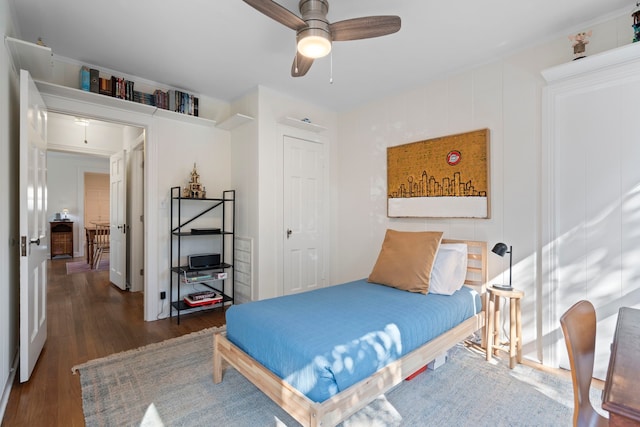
[169,187,235,324]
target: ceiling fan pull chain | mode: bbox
[329,50,333,84]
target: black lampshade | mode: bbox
[491,242,513,290]
[492,242,509,257]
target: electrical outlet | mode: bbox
[160,291,166,300]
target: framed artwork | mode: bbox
[387,129,490,218]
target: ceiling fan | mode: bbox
[243,0,401,77]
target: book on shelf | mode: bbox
[171,90,199,116]
[134,90,155,106]
[89,68,99,93]
[154,89,169,110]
[106,76,133,100]
[98,77,112,96]
[79,65,200,117]
[80,66,90,91]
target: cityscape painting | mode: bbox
[387,129,490,218]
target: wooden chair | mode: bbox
[560,300,609,427]
[92,223,110,269]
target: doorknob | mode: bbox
[20,236,41,256]
[286,229,292,239]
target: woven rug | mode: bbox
[66,259,109,274]
[72,327,603,426]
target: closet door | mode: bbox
[542,43,640,379]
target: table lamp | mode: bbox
[492,242,513,290]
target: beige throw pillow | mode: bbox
[368,229,443,294]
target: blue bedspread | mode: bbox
[226,279,481,403]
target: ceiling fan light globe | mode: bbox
[297,29,331,58]
[297,36,331,58]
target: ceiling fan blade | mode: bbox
[243,0,306,31]
[330,16,401,41]
[291,52,314,77]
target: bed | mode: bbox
[213,236,488,426]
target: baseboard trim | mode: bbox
[0,350,19,423]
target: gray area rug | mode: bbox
[66,258,109,274]
[72,326,598,426]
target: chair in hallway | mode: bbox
[92,223,110,269]
[560,300,609,427]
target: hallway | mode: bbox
[2,257,226,426]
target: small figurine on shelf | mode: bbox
[568,30,592,60]
[182,163,207,198]
[633,3,640,43]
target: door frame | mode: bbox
[276,125,329,297]
[38,91,159,321]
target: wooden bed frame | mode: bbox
[213,239,488,427]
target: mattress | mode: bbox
[226,279,481,403]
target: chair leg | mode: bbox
[93,248,102,269]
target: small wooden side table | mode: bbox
[486,286,524,368]
[50,221,74,259]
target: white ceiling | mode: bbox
[47,112,132,157]
[9,0,633,112]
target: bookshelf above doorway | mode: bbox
[5,36,54,81]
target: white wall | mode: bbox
[154,119,231,316]
[49,57,230,124]
[541,43,640,378]
[2,6,635,413]
[0,0,20,417]
[257,87,338,300]
[229,90,259,302]
[47,152,110,258]
[334,12,634,364]
[46,113,131,259]
[231,86,338,301]
[48,113,127,156]
[32,86,230,325]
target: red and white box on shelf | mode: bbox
[183,291,223,307]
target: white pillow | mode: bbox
[429,243,468,295]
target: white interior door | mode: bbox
[543,55,640,379]
[283,136,325,295]
[129,143,144,293]
[19,70,48,382]
[110,150,127,290]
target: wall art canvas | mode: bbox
[387,129,490,218]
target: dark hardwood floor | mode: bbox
[2,257,226,427]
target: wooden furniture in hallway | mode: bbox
[85,223,110,267]
[92,223,110,269]
[50,221,73,258]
